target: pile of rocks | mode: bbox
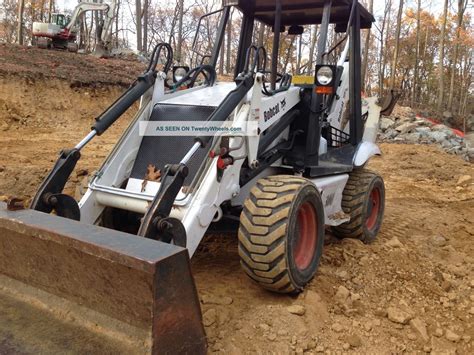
[378,105,473,162]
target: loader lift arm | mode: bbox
[30,43,173,219]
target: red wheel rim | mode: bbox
[294,201,317,270]
[366,187,381,231]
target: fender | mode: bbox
[353,141,381,167]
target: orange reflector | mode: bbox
[315,86,334,94]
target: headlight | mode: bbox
[316,66,333,85]
[173,67,188,82]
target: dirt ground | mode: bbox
[0,46,473,354]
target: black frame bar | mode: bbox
[270,0,282,90]
[304,0,332,168]
[349,2,362,145]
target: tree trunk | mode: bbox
[283,37,295,72]
[142,0,148,53]
[436,0,449,112]
[115,0,120,48]
[296,35,302,74]
[361,0,373,91]
[17,0,25,45]
[412,0,421,107]
[48,0,54,22]
[447,0,467,112]
[307,25,317,75]
[389,0,404,89]
[226,12,232,74]
[379,0,392,97]
[257,22,265,47]
[136,0,142,52]
[176,0,184,62]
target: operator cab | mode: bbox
[51,13,68,28]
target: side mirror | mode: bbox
[288,25,304,35]
[173,66,190,82]
[271,25,286,33]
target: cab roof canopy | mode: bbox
[224,0,374,30]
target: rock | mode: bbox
[445,329,461,342]
[400,132,421,143]
[203,308,217,327]
[331,323,344,333]
[395,122,418,134]
[277,329,288,336]
[375,308,388,317]
[76,169,88,177]
[334,285,351,304]
[428,131,448,143]
[434,328,443,337]
[201,294,233,305]
[430,235,447,247]
[409,318,429,342]
[287,305,306,316]
[385,237,404,248]
[267,333,277,341]
[441,280,452,292]
[342,343,350,350]
[387,306,413,324]
[456,175,472,186]
[345,334,362,348]
[306,341,316,350]
[380,117,395,131]
[217,309,231,325]
[315,345,324,352]
[258,323,270,332]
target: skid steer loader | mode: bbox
[0,0,397,353]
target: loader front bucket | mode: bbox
[0,202,206,354]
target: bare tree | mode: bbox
[447,0,468,112]
[226,11,232,74]
[436,0,449,111]
[17,0,25,45]
[48,0,54,22]
[412,0,421,107]
[307,25,317,75]
[136,0,142,51]
[389,0,404,89]
[361,0,373,90]
[143,0,149,53]
[378,0,392,97]
[176,0,184,62]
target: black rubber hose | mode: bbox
[194,73,254,147]
[93,43,173,135]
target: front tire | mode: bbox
[238,176,325,293]
[332,169,385,243]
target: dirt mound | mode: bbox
[0,43,145,87]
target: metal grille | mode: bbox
[328,125,350,147]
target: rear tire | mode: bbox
[238,175,325,293]
[332,169,385,243]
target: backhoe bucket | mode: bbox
[0,202,206,354]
